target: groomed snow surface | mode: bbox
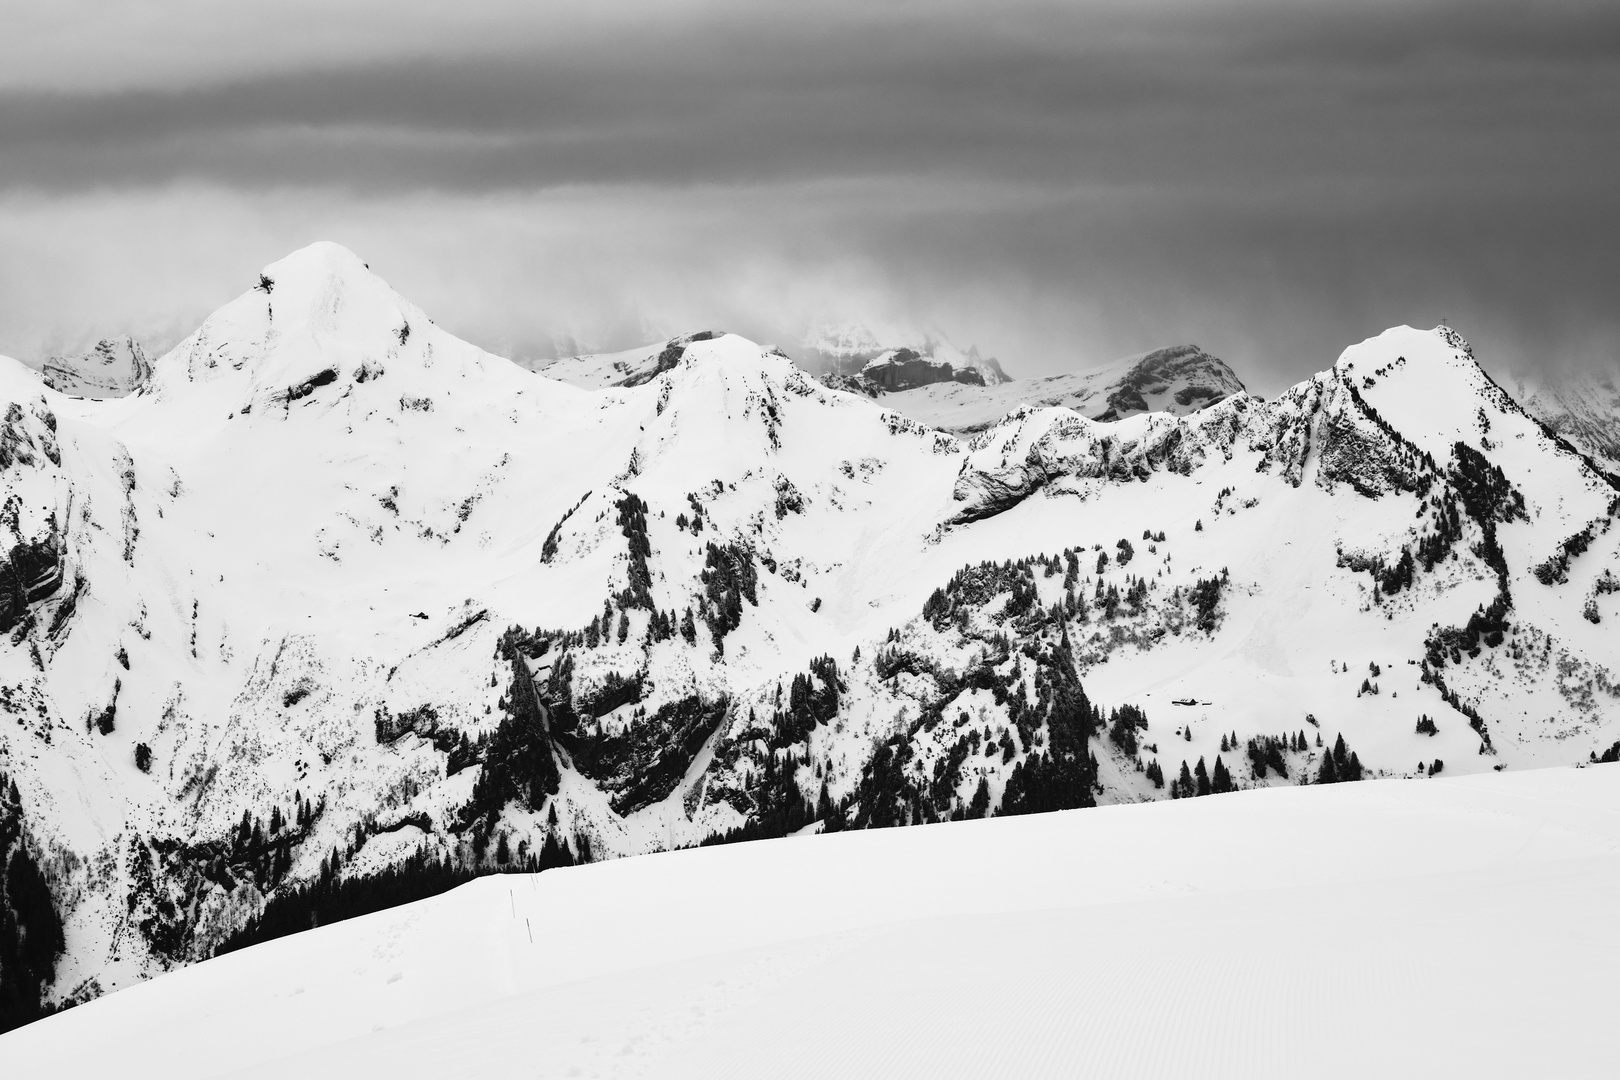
[9,764,1620,1079]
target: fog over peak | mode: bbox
[2,0,1617,391]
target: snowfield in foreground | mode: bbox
[7,764,1619,1079]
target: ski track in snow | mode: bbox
[6,765,1620,1079]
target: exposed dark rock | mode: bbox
[861,349,987,392]
[0,522,64,635]
[284,368,339,403]
[561,694,729,816]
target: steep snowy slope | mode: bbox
[879,343,1246,434]
[0,244,1615,1026]
[8,765,1620,1080]
[1505,366,1620,475]
[38,337,154,399]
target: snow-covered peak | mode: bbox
[1335,325,1613,505]
[141,242,515,416]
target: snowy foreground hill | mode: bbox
[7,765,1620,1079]
[0,241,1618,1026]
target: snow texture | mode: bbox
[6,764,1620,1079]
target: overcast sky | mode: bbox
[1,0,1616,390]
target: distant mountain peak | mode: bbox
[865,342,1245,435]
[797,320,1012,389]
[138,241,524,421]
[41,336,153,399]
[1502,361,1620,475]
[1089,344,1245,422]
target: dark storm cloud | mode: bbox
[4,1,1617,194]
[1,0,1617,384]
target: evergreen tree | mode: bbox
[1317,752,1339,785]
[967,775,991,819]
[1176,760,1194,799]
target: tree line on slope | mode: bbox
[0,769,64,1034]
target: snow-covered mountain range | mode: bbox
[530,322,1013,396]
[1,242,1618,1028]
